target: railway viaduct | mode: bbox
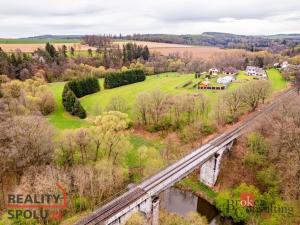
[76,89,296,225]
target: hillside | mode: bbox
[120,32,300,51]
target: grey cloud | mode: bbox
[0,0,299,37]
[151,0,300,22]
[0,1,104,17]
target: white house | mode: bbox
[208,68,219,75]
[217,76,235,85]
[281,61,289,69]
[246,66,267,79]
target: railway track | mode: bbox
[76,88,297,225]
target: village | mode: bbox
[194,61,294,90]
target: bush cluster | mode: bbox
[104,69,145,89]
[62,85,87,119]
[62,77,100,118]
[68,77,100,98]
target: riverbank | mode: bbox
[175,176,217,205]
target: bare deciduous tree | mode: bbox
[0,116,54,179]
[241,80,271,111]
[134,92,150,125]
[106,95,129,113]
[148,90,169,124]
[223,88,244,120]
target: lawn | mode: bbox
[80,73,200,117]
[47,70,288,130]
[47,73,200,129]
[48,82,88,130]
[267,68,288,91]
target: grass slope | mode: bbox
[47,70,287,130]
[80,73,199,117]
[267,68,288,91]
[48,82,88,130]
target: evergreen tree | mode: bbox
[142,46,150,60]
[45,42,57,59]
[88,49,93,56]
[72,99,87,119]
[254,56,264,68]
[70,47,75,56]
[62,45,67,57]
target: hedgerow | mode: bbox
[104,69,145,89]
[62,77,100,119]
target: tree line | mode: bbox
[0,40,293,84]
[104,69,146,89]
[62,77,100,118]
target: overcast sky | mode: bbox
[0,0,300,38]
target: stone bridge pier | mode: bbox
[150,196,160,225]
[109,195,160,225]
[199,141,234,187]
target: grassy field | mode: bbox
[47,70,287,130]
[80,73,200,116]
[0,38,81,44]
[267,68,288,91]
[48,82,88,130]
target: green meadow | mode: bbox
[48,70,287,130]
[0,38,81,44]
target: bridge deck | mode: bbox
[78,188,147,225]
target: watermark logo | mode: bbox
[5,183,67,221]
[223,192,294,218]
[240,192,254,207]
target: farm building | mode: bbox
[223,67,238,75]
[246,66,267,79]
[208,68,219,75]
[217,75,235,85]
[274,63,280,68]
[281,61,289,69]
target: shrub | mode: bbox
[104,69,145,89]
[247,132,267,155]
[67,76,100,98]
[256,167,279,189]
[62,84,87,119]
[244,151,264,167]
[180,122,203,143]
[40,92,56,115]
[73,196,90,213]
[106,95,129,113]
[215,183,264,223]
[201,123,216,135]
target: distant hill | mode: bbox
[21,34,83,40]
[0,35,82,44]
[5,33,300,52]
[120,32,300,52]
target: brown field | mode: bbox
[151,47,246,59]
[115,40,246,59]
[0,43,95,52]
[114,41,193,49]
[1,40,246,59]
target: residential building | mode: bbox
[208,68,219,75]
[246,66,267,79]
[223,67,238,75]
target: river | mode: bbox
[160,187,239,225]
